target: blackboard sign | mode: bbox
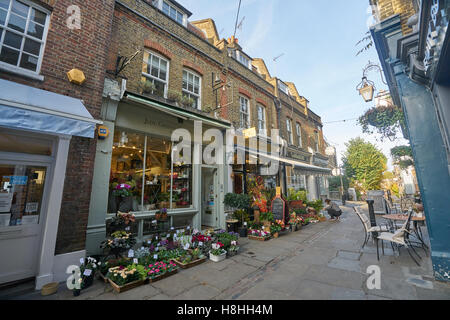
[271,196,286,223]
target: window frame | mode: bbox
[296,122,302,147]
[286,118,293,145]
[257,104,267,136]
[161,0,185,26]
[239,96,250,129]
[0,0,51,79]
[182,68,201,110]
[142,49,170,99]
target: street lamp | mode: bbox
[356,61,387,103]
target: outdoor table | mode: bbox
[382,214,428,252]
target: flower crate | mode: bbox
[248,235,271,241]
[173,256,207,269]
[209,251,227,262]
[108,278,146,294]
[148,269,178,284]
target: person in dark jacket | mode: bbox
[324,199,342,221]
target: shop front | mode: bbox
[0,79,99,288]
[86,89,230,255]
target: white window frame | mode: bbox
[0,0,51,80]
[160,0,186,27]
[142,50,170,99]
[235,50,251,69]
[182,69,201,110]
[286,118,293,145]
[239,96,250,129]
[278,80,290,95]
[257,104,266,136]
[296,122,302,147]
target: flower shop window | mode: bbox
[108,128,193,214]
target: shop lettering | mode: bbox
[177,305,211,318]
[144,117,164,127]
[424,0,448,72]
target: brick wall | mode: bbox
[373,0,417,35]
[110,0,279,135]
[0,0,115,254]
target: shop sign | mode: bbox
[424,0,449,73]
[98,126,109,140]
[287,151,308,162]
[5,176,28,185]
[25,202,39,213]
[271,195,287,224]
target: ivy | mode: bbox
[358,105,406,141]
[391,145,414,169]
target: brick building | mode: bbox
[0,0,114,289]
[86,0,332,254]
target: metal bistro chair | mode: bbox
[353,207,390,249]
[377,209,421,266]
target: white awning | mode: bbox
[0,79,101,138]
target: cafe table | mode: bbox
[382,213,428,251]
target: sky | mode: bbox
[180,0,410,169]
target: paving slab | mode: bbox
[173,284,221,300]
[151,272,201,297]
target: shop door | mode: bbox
[201,167,218,228]
[0,161,49,285]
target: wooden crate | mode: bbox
[173,257,207,269]
[248,235,271,241]
[108,278,145,294]
[148,269,178,284]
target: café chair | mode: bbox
[376,209,421,266]
[353,207,390,249]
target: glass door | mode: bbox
[0,162,49,284]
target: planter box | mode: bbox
[173,257,207,269]
[148,269,178,284]
[108,278,145,294]
[248,235,271,241]
[209,251,227,262]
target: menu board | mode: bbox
[271,196,286,223]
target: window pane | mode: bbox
[176,12,183,24]
[27,21,44,39]
[0,9,6,25]
[11,0,28,17]
[151,55,159,77]
[182,71,187,89]
[8,13,26,32]
[162,2,169,14]
[19,52,38,71]
[30,8,46,25]
[153,79,165,97]
[0,0,9,10]
[23,37,40,55]
[188,73,193,92]
[169,7,176,19]
[193,76,199,94]
[3,30,22,49]
[159,59,167,80]
[0,165,47,226]
[0,46,19,66]
[109,130,145,214]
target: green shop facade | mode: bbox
[86,78,231,255]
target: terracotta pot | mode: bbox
[273,232,279,238]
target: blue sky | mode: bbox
[180,0,409,168]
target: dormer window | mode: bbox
[162,1,183,24]
[152,0,188,27]
[228,48,251,70]
[239,53,250,68]
[278,80,290,95]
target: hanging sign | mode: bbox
[98,126,109,140]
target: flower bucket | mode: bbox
[209,251,227,262]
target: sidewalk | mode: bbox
[3,203,450,300]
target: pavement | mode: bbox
[2,202,450,300]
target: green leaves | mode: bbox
[358,105,406,141]
[343,138,387,193]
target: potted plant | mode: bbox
[107,264,147,293]
[155,208,168,221]
[101,231,136,259]
[223,193,251,237]
[260,211,274,232]
[140,80,156,95]
[167,90,182,104]
[270,221,283,238]
[79,257,100,290]
[209,242,227,262]
[287,188,307,209]
[145,260,179,283]
[180,95,195,108]
[227,240,239,257]
[248,229,271,241]
[113,184,134,212]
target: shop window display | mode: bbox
[108,129,192,214]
